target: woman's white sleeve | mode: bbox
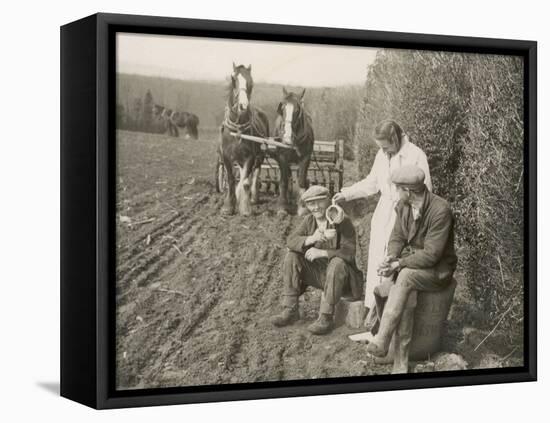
[340,152,380,200]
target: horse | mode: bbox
[272,87,315,216]
[152,104,200,139]
[152,104,178,136]
[172,111,200,140]
[219,63,269,216]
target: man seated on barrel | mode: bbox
[366,165,457,369]
[271,185,363,335]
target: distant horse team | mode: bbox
[220,63,314,217]
[153,104,200,139]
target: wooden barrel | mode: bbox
[380,278,457,363]
[410,277,457,359]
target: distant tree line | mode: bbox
[117,73,361,158]
[117,89,167,133]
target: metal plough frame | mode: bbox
[215,133,344,196]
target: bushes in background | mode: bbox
[457,55,524,344]
[117,74,361,158]
[354,49,524,346]
[307,86,362,160]
[117,89,167,133]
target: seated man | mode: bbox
[366,165,457,368]
[271,185,364,335]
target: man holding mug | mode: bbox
[271,185,364,335]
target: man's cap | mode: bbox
[301,185,330,202]
[391,165,425,190]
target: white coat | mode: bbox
[340,135,432,307]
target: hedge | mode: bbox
[354,49,524,346]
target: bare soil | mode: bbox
[115,128,520,390]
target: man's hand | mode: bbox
[332,193,346,204]
[377,259,400,277]
[305,247,327,262]
[380,255,396,266]
[305,229,326,246]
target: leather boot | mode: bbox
[392,305,415,374]
[366,284,411,357]
[373,335,396,364]
[271,305,299,327]
[307,313,334,335]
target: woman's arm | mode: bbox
[340,150,381,201]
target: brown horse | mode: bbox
[152,104,200,139]
[172,111,200,139]
[220,63,269,216]
[272,88,315,215]
[152,104,178,136]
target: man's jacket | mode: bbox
[287,214,364,299]
[387,191,457,278]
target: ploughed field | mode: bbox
[115,128,386,390]
[115,128,516,390]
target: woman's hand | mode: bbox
[332,193,346,204]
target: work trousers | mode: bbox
[367,267,453,333]
[281,251,354,314]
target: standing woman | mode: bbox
[333,120,431,336]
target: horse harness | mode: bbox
[222,105,267,139]
[286,101,310,146]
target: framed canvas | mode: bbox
[60,13,537,409]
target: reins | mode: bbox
[292,103,308,145]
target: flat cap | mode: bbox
[391,165,425,190]
[301,185,329,202]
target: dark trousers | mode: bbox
[367,267,453,333]
[395,267,453,291]
[282,251,353,314]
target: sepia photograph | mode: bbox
[114,32,526,390]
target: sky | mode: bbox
[117,33,378,87]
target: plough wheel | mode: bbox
[214,155,227,193]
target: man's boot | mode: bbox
[271,304,300,327]
[307,313,334,335]
[392,300,415,374]
[373,335,396,364]
[366,284,410,357]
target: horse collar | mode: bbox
[223,105,252,132]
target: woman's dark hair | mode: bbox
[373,120,404,145]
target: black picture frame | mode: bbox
[60,12,537,409]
